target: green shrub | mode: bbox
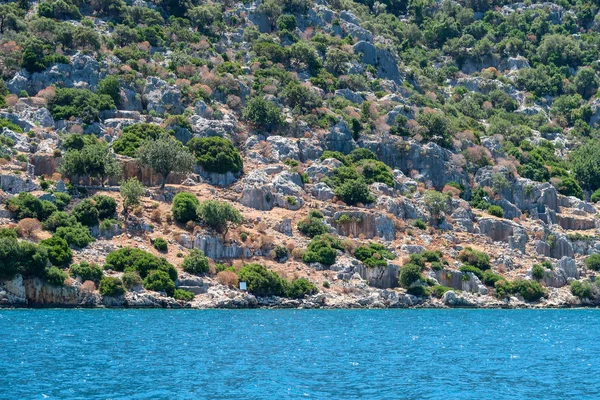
[399,264,422,288]
[120,178,145,209]
[48,87,115,124]
[45,266,67,286]
[42,211,77,232]
[487,205,504,218]
[92,195,117,219]
[171,192,199,223]
[187,137,243,174]
[532,264,545,280]
[174,288,195,301]
[413,219,427,230]
[512,280,545,301]
[40,236,73,267]
[354,243,394,268]
[459,265,484,280]
[55,223,94,248]
[182,249,209,274]
[302,234,343,266]
[286,278,318,299]
[153,237,168,252]
[243,96,283,130]
[585,254,600,271]
[104,247,176,280]
[273,245,289,262]
[69,261,103,282]
[335,179,374,205]
[429,285,452,298]
[54,192,72,210]
[238,263,286,297]
[0,228,17,239]
[0,238,48,279]
[143,270,175,296]
[122,271,142,289]
[72,199,100,226]
[570,280,593,299]
[482,270,503,286]
[197,200,243,234]
[458,247,491,270]
[422,250,442,262]
[297,216,328,237]
[7,193,55,221]
[99,276,125,296]
[591,189,600,203]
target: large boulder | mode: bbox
[143,77,184,116]
[478,218,528,252]
[353,41,401,83]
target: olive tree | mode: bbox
[137,135,195,189]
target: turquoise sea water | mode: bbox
[1,309,599,399]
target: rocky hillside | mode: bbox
[1,0,600,308]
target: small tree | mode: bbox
[197,200,243,234]
[182,249,209,274]
[137,135,195,189]
[242,97,283,132]
[423,190,448,219]
[120,178,145,210]
[59,141,121,187]
[171,192,199,223]
[97,75,121,106]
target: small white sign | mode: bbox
[239,282,247,291]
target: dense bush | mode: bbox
[55,223,94,248]
[92,195,117,219]
[48,88,115,123]
[104,247,176,281]
[302,234,343,266]
[187,137,243,174]
[181,249,209,274]
[531,264,545,280]
[99,276,125,296]
[458,247,491,270]
[113,123,166,157]
[43,211,77,232]
[120,178,145,209]
[122,271,142,289]
[72,199,100,226]
[494,279,545,301]
[0,237,49,279]
[459,265,483,280]
[55,192,72,211]
[487,205,504,218]
[335,179,374,206]
[45,266,67,286]
[398,264,422,289]
[238,263,286,297]
[143,270,175,296]
[297,215,328,237]
[40,236,72,267]
[7,193,55,221]
[482,270,503,286]
[354,243,394,268]
[591,189,600,203]
[69,261,103,282]
[174,288,195,301]
[243,96,283,131]
[286,278,318,299]
[153,237,168,252]
[570,280,593,299]
[196,200,243,234]
[171,192,199,223]
[584,254,600,271]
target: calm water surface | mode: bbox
[0,309,599,399]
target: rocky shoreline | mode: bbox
[1,274,596,310]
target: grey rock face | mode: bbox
[334,88,364,105]
[0,174,39,194]
[143,77,184,116]
[356,263,399,289]
[323,120,357,154]
[353,41,401,83]
[193,235,251,260]
[310,182,335,201]
[478,218,528,252]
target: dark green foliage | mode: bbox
[143,270,175,296]
[302,234,343,266]
[459,265,483,280]
[584,254,600,271]
[286,278,318,299]
[45,266,67,286]
[591,189,600,203]
[153,237,168,252]
[571,280,593,299]
[7,193,55,221]
[282,81,322,114]
[238,263,286,297]
[571,142,600,192]
[487,205,504,218]
[0,238,49,280]
[104,247,176,281]
[422,250,442,262]
[92,195,117,219]
[458,247,491,270]
[40,236,72,267]
[69,261,103,282]
[347,148,377,164]
[355,159,394,187]
[297,216,328,238]
[113,123,166,157]
[54,192,72,211]
[58,140,121,186]
[72,199,99,226]
[197,200,243,234]
[531,264,545,280]
[0,228,17,239]
[469,188,491,210]
[174,288,195,301]
[122,271,142,289]
[55,223,94,248]
[399,264,422,288]
[48,88,115,124]
[242,97,283,131]
[354,243,394,268]
[482,270,503,286]
[137,135,196,190]
[97,75,121,106]
[42,211,77,232]
[187,137,243,174]
[171,192,199,223]
[99,276,125,296]
[413,219,427,230]
[494,279,545,301]
[273,245,289,262]
[0,118,23,133]
[335,179,374,205]
[181,249,209,274]
[429,285,452,298]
